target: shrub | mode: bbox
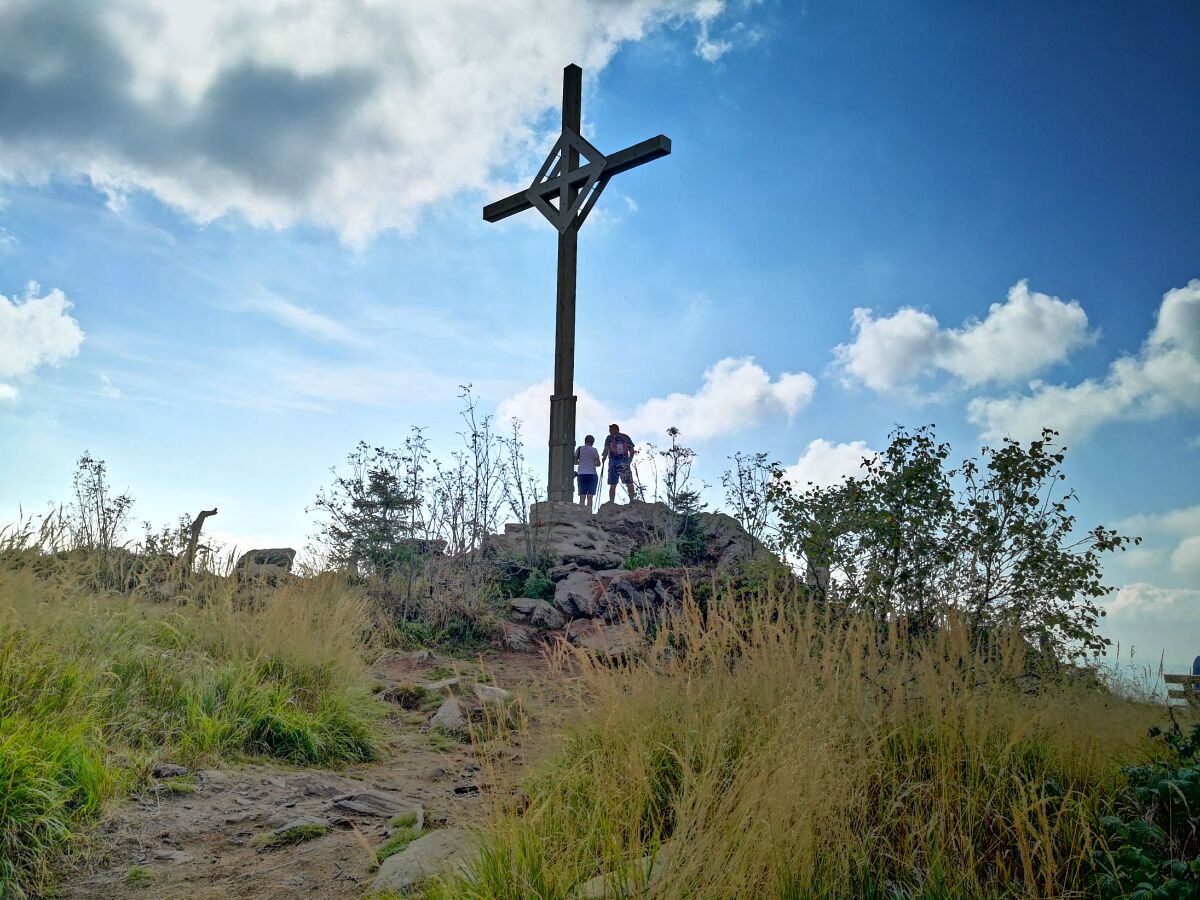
[627,542,682,570]
[768,426,1137,661]
[1095,721,1200,898]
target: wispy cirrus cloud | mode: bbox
[240,292,366,346]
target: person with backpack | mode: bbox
[574,434,601,509]
[601,423,637,504]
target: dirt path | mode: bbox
[61,650,564,900]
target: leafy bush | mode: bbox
[1096,721,1200,898]
[626,541,682,570]
[519,568,554,601]
[768,425,1137,661]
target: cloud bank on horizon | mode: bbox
[0,0,754,246]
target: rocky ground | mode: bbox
[60,501,764,898]
[60,649,562,899]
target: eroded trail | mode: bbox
[61,650,562,900]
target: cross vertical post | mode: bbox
[483,63,670,506]
[548,64,582,502]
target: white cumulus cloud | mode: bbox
[835,280,1093,394]
[627,357,815,440]
[1118,504,1200,581]
[782,438,877,489]
[1105,583,1200,622]
[969,279,1200,442]
[0,282,85,398]
[496,357,815,446]
[0,0,763,245]
[496,379,615,445]
[1101,582,1200,670]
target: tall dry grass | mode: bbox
[446,591,1163,899]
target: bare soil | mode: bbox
[60,649,563,900]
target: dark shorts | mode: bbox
[607,459,632,485]
[577,473,598,495]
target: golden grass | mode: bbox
[445,591,1164,900]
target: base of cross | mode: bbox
[547,392,578,502]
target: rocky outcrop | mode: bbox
[508,597,567,629]
[487,501,764,575]
[488,501,771,657]
[234,548,296,578]
[554,567,691,622]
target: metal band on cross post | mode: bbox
[483,64,671,502]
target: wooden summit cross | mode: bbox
[484,64,671,502]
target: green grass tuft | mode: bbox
[374,825,420,866]
[250,822,329,849]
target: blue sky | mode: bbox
[1,1,1197,668]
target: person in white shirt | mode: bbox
[574,435,601,509]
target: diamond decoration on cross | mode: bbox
[526,128,608,234]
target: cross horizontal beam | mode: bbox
[482,134,672,223]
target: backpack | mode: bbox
[610,436,628,458]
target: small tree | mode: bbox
[659,427,707,562]
[954,430,1134,658]
[722,451,775,543]
[499,417,545,568]
[309,442,422,576]
[67,453,134,552]
[768,426,1136,660]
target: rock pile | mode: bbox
[486,501,768,657]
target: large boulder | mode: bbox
[553,569,610,618]
[234,548,296,578]
[565,619,644,660]
[500,621,543,653]
[554,567,690,623]
[369,828,477,894]
[509,597,567,629]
